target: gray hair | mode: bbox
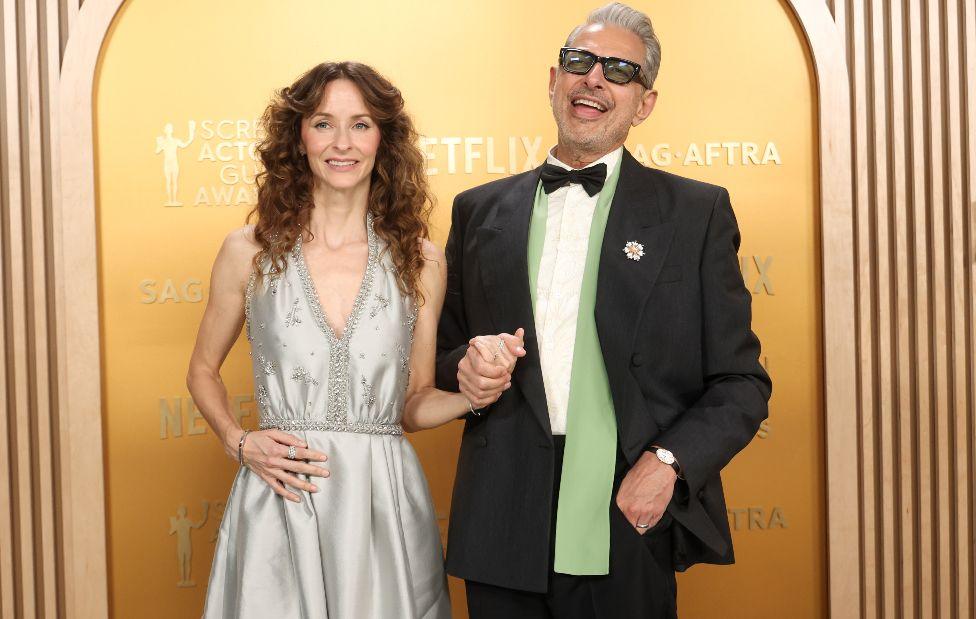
[565,2,662,89]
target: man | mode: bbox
[435,3,771,617]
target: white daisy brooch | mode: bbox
[623,241,645,261]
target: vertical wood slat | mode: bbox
[4,1,38,617]
[964,0,976,612]
[23,0,59,615]
[868,0,898,614]
[923,1,955,617]
[23,0,55,615]
[850,0,880,615]
[943,1,973,618]
[44,0,67,613]
[0,0,16,614]
[886,0,918,615]
[905,0,937,615]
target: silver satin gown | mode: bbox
[203,218,451,618]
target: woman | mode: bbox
[187,62,519,618]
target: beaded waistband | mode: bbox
[259,416,403,436]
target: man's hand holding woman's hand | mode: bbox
[457,327,526,410]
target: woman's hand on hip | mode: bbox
[241,430,330,503]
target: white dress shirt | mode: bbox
[534,146,622,435]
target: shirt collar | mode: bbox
[545,145,623,179]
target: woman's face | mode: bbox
[300,79,381,194]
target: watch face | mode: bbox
[656,449,676,465]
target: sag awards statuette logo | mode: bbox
[169,501,210,587]
[155,121,196,207]
[168,501,226,588]
[155,119,263,208]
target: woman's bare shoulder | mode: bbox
[222,225,261,255]
[212,225,262,287]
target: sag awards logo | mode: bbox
[154,117,783,208]
[154,119,262,208]
[155,121,196,206]
[169,501,225,587]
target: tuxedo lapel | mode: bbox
[595,151,676,440]
[475,169,552,436]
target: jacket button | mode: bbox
[697,488,705,500]
[477,436,488,447]
[631,353,644,367]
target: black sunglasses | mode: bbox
[558,47,647,87]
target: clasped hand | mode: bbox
[457,327,526,409]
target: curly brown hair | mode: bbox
[247,61,433,303]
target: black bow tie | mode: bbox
[539,162,607,197]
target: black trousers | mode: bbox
[466,436,678,619]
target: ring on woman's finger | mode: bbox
[286,445,298,460]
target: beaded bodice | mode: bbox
[244,217,417,434]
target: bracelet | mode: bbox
[237,430,251,467]
[467,400,481,417]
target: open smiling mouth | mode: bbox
[326,159,358,169]
[571,97,608,118]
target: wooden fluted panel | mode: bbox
[2,3,37,618]
[0,0,79,616]
[832,0,976,616]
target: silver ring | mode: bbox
[286,445,298,460]
[492,339,505,363]
[635,522,650,529]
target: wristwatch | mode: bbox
[652,446,682,478]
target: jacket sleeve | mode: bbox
[654,187,772,494]
[435,194,471,393]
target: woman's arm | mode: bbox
[402,240,525,432]
[186,227,329,502]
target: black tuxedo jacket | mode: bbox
[435,149,772,593]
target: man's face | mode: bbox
[549,24,657,160]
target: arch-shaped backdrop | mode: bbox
[53,0,856,616]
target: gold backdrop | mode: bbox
[94,0,822,616]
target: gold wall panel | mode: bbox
[92,1,821,617]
